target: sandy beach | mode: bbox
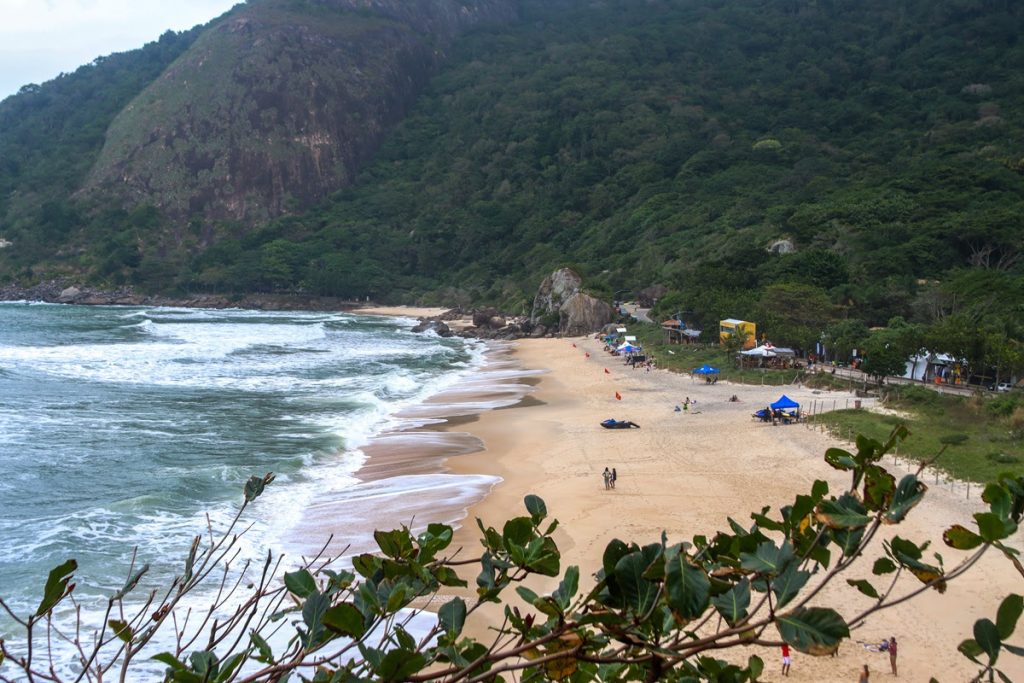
[432,334,1024,682]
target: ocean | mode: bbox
[0,302,531,676]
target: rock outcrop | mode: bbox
[531,268,613,336]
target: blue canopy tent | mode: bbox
[693,364,720,375]
[770,395,800,410]
[617,343,641,354]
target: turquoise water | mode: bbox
[0,303,485,627]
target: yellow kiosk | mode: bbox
[719,318,756,349]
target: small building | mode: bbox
[720,318,756,349]
[661,319,702,345]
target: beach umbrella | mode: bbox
[693,364,720,375]
[617,343,641,353]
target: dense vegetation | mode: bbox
[0,28,202,272]
[0,0,1021,375]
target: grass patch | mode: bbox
[810,399,1024,483]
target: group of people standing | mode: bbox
[602,467,617,489]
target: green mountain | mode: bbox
[1,0,1022,344]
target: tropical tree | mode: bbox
[860,329,910,386]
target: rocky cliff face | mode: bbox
[80,0,517,226]
[532,268,613,336]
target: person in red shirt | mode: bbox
[781,643,791,676]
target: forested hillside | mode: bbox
[0,0,1022,368]
[0,28,202,269]
[191,0,1024,317]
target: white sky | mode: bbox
[0,0,243,99]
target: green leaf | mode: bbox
[284,569,317,598]
[35,559,77,616]
[863,465,896,512]
[777,607,849,655]
[113,563,149,601]
[553,566,579,609]
[250,631,274,663]
[711,578,751,626]
[183,536,200,584]
[503,517,534,547]
[846,579,879,599]
[189,651,218,676]
[152,652,188,671]
[872,557,897,575]
[888,537,946,591]
[374,529,413,559]
[824,448,856,471]
[614,551,659,615]
[958,638,983,662]
[883,475,927,524]
[747,655,764,681]
[524,495,547,524]
[244,473,274,502]
[108,618,133,643]
[832,527,865,557]
[322,603,366,639]
[215,652,246,683]
[984,484,1013,520]
[376,649,427,682]
[602,539,631,576]
[665,553,711,620]
[815,495,871,529]
[772,564,810,609]
[997,594,1023,640]
[438,597,467,636]
[975,512,1015,543]
[974,618,1001,664]
[943,524,985,550]
[740,540,794,576]
[302,590,330,647]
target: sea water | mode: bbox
[0,302,503,673]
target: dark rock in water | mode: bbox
[411,319,453,337]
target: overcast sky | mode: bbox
[0,0,242,100]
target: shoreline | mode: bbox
[435,335,1023,682]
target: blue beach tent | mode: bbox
[769,395,800,410]
[693,364,720,375]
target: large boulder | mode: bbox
[560,293,614,336]
[531,268,612,336]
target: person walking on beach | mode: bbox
[781,643,791,676]
[611,468,617,489]
[602,468,611,490]
[888,637,897,676]
[858,664,869,682]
